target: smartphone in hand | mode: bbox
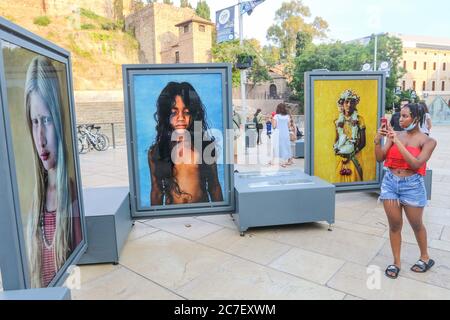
[381,117,387,129]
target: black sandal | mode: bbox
[385,265,400,279]
[410,259,435,273]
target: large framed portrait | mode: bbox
[304,71,386,191]
[0,17,87,289]
[123,64,235,217]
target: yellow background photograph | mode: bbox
[313,79,379,184]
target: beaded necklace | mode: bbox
[40,209,56,250]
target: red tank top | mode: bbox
[384,144,426,176]
[41,210,57,287]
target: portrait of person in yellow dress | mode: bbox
[333,89,366,183]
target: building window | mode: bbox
[413,81,416,91]
[423,62,427,70]
[403,61,406,69]
[183,25,189,33]
[413,61,417,70]
[199,24,205,32]
[432,81,435,91]
[442,81,446,91]
[269,84,278,99]
[444,62,447,71]
[402,80,406,91]
[175,51,180,63]
[422,81,426,91]
[433,62,436,70]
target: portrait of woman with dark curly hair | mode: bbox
[148,82,223,205]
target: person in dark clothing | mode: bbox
[390,105,403,131]
[253,108,264,145]
[391,100,409,132]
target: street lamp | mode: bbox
[373,32,386,71]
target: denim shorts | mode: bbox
[379,169,427,208]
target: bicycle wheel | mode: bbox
[93,134,109,151]
[78,137,89,154]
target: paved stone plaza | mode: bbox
[72,126,450,300]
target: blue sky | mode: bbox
[174,0,450,44]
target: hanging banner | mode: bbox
[240,0,265,16]
[216,6,235,43]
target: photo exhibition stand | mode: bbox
[303,71,433,198]
[0,17,88,298]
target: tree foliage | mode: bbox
[366,35,405,109]
[290,34,405,109]
[212,39,271,87]
[180,0,192,8]
[195,0,211,20]
[130,0,145,12]
[395,89,420,107]
[295,31,312,57]
[261,45,281,68]
[113,0,124,21]
[266,0,328,60]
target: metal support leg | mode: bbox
[111,123,116,149]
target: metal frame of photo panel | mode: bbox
[123,63,235,218]
[0,17,87,290]
[304,71,386,191]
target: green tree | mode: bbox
[266,0,328,60]
[394,89,420,108]
[212,39,271,87]
[262,45,281,67]
[290,34,404,109]
[195,0,211,20]
[366,35,405,109]
[131,0,145,12]
[295,31,312,57]
[291,42,371,102]
[180,0,192,8]
[163,0,173,5]
[113,0,124,21]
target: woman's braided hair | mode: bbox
[402,103,426,127]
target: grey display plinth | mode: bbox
[233,170,335,235]
[0,287,71,300]
[425,168,432,200]
[78,187,132,265]
[294,139,305,158]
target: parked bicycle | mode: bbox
[77,124,110,154]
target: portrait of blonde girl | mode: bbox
[25,56,81,287]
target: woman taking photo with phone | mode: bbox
[375,103,437,279]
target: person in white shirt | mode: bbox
[419,102,432,136]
